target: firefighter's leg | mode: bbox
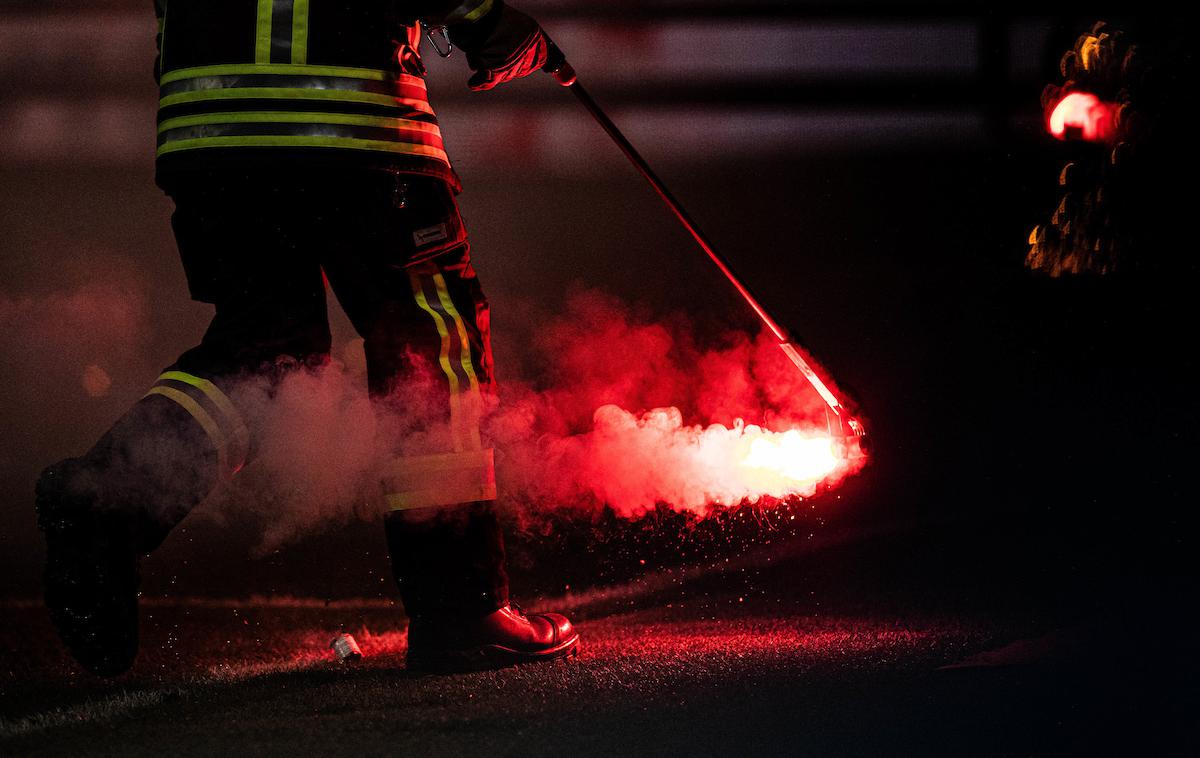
[321,180,506,618]
[78,179,331,551]
[36,178,330,675]
[381,250,506,620]
[323,176,576,671]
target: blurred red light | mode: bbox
[1048,92,1117,142]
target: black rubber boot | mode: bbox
[35,459,140,677]
[385,501,510,619]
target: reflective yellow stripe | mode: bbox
[460,0,495,23]
[157,0,169,73]
[386,484,497,511]
[431,273,480,393]
[255,0,273,64]
[410,271,464,450]
[157,371,250,468]
[160,64,424,86]
[159,87,434,114]
[384,449,494,482]
[157,136,449,162]
[383,449,497,510]
[291,0,310,64]
[145,386,229,476]
[157,111,443,135]
[431,273,483,450]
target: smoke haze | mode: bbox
[0,256,151,403]
[2,270,862,553]
[198,290,863,549]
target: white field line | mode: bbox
[0,687,185,739]
[0,655,345,738]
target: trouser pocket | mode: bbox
[387,175,470,267]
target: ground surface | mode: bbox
[1,528,1190,757]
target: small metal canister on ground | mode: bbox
[330,633,363,662]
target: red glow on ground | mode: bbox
[583,619,936,663]
[1048,92,1117,142]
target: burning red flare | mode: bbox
[582,405,864,513]
[739,428,842,492]
[1048,92,1117,142]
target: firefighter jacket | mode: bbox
[152,1,493,190]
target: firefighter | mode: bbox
[34,0,578,676]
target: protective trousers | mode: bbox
[77,169,508,618]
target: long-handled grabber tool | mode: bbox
[541,42,867,447]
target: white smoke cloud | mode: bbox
[197,290,862,549]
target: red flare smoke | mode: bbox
[576,405,860,513]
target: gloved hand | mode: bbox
[448,2,548,91]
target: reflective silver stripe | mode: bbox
[159,67,434,117]
[157,111,443,135]
[161,64,424,86]
[159,88,436,118]
[382,449,497,510]
[161,73,430,102]
[270,0,294,63]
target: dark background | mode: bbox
[0,0,1193,630]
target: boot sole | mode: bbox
[42,538,140,677]
[408,633,581,673]
[37,466,139,677]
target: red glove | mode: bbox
[448,2,548,91]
